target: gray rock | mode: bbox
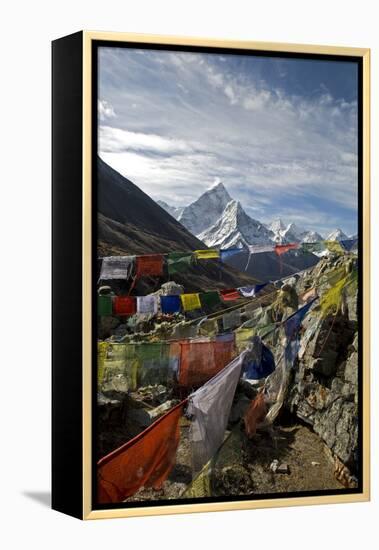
[276,463,290,474]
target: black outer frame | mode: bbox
[52,32,364,520]
[52,31,84,519]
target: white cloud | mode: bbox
[98,99,115,120]
[98,48,358,234]
[100,126,193,155]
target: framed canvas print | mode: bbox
[52,31,370,520]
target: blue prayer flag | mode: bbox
[284,298,317,341]
[160,295,181,314]
[242,338,276,380]
[220,248,243,262]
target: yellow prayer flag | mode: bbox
[183,460,212,498]
[97,341,109,385]
[324,240,344,255]
[180,293,202,311]
[194,249,220,260]
[235,327,255,353]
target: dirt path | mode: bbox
[217,423,344,495]
[126,421,343,503]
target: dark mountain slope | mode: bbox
[97,157,259,290]
[223,249,320,281]
[98,156,206,252]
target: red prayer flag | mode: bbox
[274,243,299,256]
[177,339,235,389]
[97,400,186,504]
[220,288,240,301]
[113,296,136,315]
[135,254,164,278]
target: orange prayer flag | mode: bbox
[243,392,267,438]
[97,400,186,504]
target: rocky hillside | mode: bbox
[285,254,359,485]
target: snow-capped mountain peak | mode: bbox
[285,222,305,239]
[175,182,232,235]
[156,183,346,251]
[326,228,348,242]
[301,230,324,243]
[198,199,273,249]
[157,200,184,219]
[269,218,287,234]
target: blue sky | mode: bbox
[98,47,358,237]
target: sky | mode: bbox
[98,46,358,237]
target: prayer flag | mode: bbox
[284,298,317,341]
[235,327,255,353]
[113,296,136,316]
[248,244,275,254]
[220,288,240,301]
[324,240,344,255]
[215,332,235,343]
[136,295,158,315]
[187,353,245,472]
[198,318,219,337]
[135,254,164,278]
[220,248,242,262]
[275,243,299,256]
[97,341,109,384]
[137,342,170,387]
[181,293,202,311]
[98,294,113,316]
[100,343,139,393]
[160,295,181,314]
[99,255,135,280]
[183,460,212,498]
[243,392,267,438]
[241,336,275,380]
[167,252,193,275]
[340,238,358,252]
[222,309,241,330]
[200,291,221,308]
[170,321,198,339]
[177,337,235,389]
[238,283,268,298]
[97,400,185,503]
[194,249,220,260]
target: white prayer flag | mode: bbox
[248,244,275,254]
[100,256,135,280]
[136,295,158,314]
[187,352,246,473]
[222,309,241,330]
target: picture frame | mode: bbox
[52,31,370,520]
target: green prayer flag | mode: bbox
[136,342,170,387]
[98,294,113,316]
[200,291,221,308]
[167,252,193,275]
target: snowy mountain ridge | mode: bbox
[157,183,350,250]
